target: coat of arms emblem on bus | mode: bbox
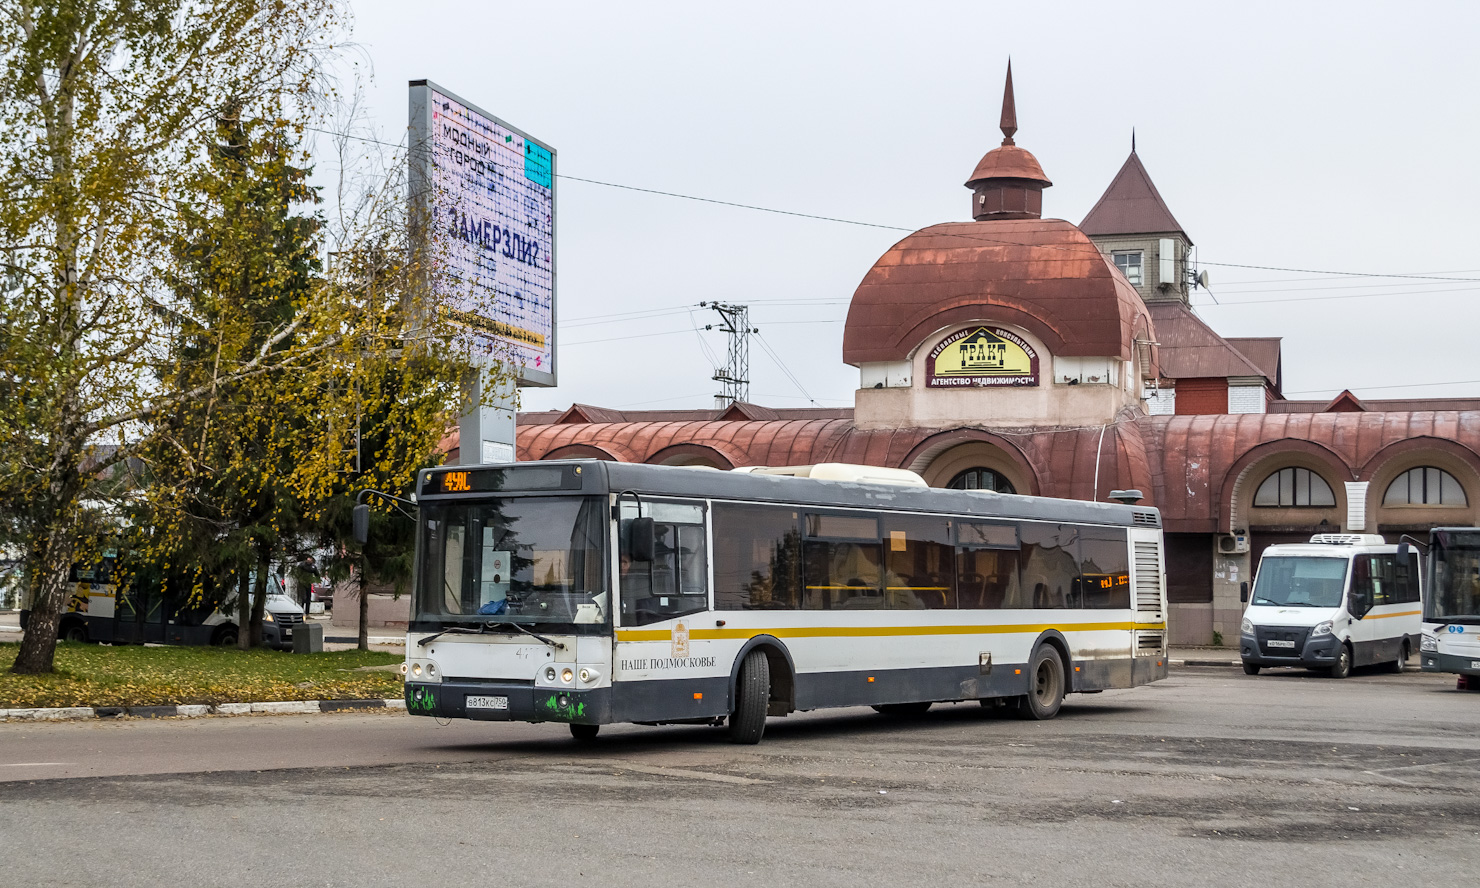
[671,621,690,658]
[926,326,1039,387]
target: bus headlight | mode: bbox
[1311,620,1333,637]
[545,666,557,682]
[1422,633,1438,652]
[561,668,574,684]
[1240,617,1253,635]
[405,659,441,682]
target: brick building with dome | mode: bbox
[501,66,1480,645]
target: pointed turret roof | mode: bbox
[965,61,1052,188]
[1080,149,1188,241]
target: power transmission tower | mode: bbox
[701,301,755,408]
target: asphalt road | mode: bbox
[3,665,1478,887]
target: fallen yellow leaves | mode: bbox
[0,643,403,709]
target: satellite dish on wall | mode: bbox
[1196,270,1210,289]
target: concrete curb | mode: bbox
[1176,658,1240,667]
[0,699,406,722]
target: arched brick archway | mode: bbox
[1359,436,1480,532]
[645,443,737,470]
[901,429,1040,495]
[1220,438,1354,533]
[537,443,627,462]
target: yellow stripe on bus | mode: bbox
[1364,610,1422,620]
[615,621,1167,643]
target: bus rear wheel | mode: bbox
[61,623,88,643]
[1387,643,1409,674]
[1017,645,1065,720]
[728,648,770,744]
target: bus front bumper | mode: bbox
[1421,651,1480,676]
[405,681,612,724]
[1240,631,1342,668]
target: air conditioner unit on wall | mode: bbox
[1217,532,1249,555]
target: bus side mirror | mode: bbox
[1240,581,1249,603]
[1396,542,1411,569]
[352,504,370,545]
[1350,590,1371,619]
[630,517,656,562]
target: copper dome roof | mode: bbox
[842,218,1150,365]
[966,144,1052,188]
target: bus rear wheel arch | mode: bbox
[60,620,88,643]
[1017,643,1066,720]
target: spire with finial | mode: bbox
[1000,60,1017,146]
[1131,127,1136,154]
[964,60,1052,221]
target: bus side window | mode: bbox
[954,521,1021,609]
[1019,522,1077,609]
[803,513,883,610]
[1078,527,1130,609]
[881,516,955,609]
[712,504,801,610]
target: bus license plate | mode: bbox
[1471,661,1480,669]
[466,695,509,710]
[1268,640,1295,648]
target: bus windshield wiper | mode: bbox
[485,621,566,650]
[416,626,486,646]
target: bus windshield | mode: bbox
[1429,532,1480,624]
[1251,556,1348,608]
[416,496,608,627]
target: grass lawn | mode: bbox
[0,642,404,709]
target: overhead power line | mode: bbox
[311,125,1480,297]
[1286,379,1480,396]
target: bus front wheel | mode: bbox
[569,723,599,742]
[1017,645,1065,720]
[1328,644,1352,679]
[728,648,770,744]
[61,622,88,643]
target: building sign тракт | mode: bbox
[926,326,1040,387]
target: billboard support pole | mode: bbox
[459,369,517,466]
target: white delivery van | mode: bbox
[1239,534,1422,678]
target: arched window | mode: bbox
[947,468,1016,494]
[1384,467,1467,506]
[1253,467,1336,507]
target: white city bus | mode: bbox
[1421,527,1480,688]
[399,460,1168,743]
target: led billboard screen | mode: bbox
[409,80,556,386]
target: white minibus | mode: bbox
[1239,534,1421,678]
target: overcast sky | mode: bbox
[326,1,1480,414]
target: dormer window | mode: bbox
[1113,251,1143,286]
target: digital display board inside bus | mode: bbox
[410,80,556,387]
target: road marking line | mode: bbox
[553,762,767,785]
[1,762,71,767]
[1367,755,1480,774]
